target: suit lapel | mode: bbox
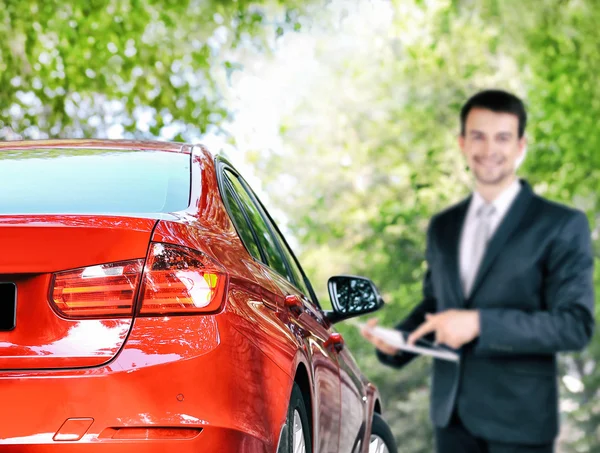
[467,180,534,301]
[441,197,470,307]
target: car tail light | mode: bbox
[49,243,227,319]
[51,259,144,318]
[138,243,228,315]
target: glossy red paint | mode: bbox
[0,215,155,369]
[0,140,382,453]
[0,139,187,153]
[0,215,156,274]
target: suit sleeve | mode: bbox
[476,210,596,356]
[377,218,437,368]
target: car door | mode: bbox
[221,166,342,452]
[265,269,342,453]
[338,348,368,452]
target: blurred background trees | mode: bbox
[1,0,598,451]
[0,0,310,139]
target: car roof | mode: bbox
[0,139,194,154]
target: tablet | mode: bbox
[352,321,460,362]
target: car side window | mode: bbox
[221,178,263,262]
[224,171,291,282]
[239,179,317,303]
[255,204,314,300]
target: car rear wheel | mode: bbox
[277,382,312,453]
[369,413,397,453]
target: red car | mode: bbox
[0,140,396,453]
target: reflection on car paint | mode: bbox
[0,141,384,452]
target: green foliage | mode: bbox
[2,0,599,451]
[475,1,600,449]
[244,0,600,451]
[0,0,307,139]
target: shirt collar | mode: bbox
[470,179,522,219]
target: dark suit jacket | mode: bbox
[377,179,595,445]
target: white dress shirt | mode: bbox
[459,179,522,296]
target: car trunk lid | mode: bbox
[0,215,156,370]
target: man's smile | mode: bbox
[474,156,505,168]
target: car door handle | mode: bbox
[284,294,303,309]
[324,333,344,353]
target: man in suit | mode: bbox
[361,89,595,452]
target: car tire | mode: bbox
[277,382,312,453]
[369,413,397,453]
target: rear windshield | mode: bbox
[0,148,191,214]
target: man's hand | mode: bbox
[407,310,480,349]
[359,318,400,356]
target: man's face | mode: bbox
[458,108,526,186]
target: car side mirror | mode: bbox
[325,275,384,324]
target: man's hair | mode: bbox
[460,90,527,138]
